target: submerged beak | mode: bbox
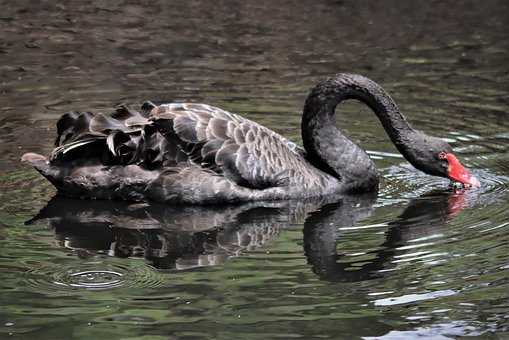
[444,153,480,187]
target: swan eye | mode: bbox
[438,151,447,160]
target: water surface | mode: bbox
[1,1,508,339]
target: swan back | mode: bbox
[49,103,335,198]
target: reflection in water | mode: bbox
[28,196,337,270]
[304,191,466,282]
[29,190,466,280]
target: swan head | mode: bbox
[403,133,479,188]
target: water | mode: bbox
[1,0,508,339]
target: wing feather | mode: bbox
[50,101,307,190]
[150,103,306,189]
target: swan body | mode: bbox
[22,73,477,204]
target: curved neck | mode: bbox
[301,74,415,191]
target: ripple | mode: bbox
[61,270,124,289]
[380,162,509,204]
[374,290,457,306]
[364,321,485,339]
[380,163,450,200]
[24,262,166,291]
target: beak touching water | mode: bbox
[444,153,480,188]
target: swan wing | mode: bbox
[150,103,306,189]
[48,102,307,191]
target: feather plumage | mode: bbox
[38,100,331,203]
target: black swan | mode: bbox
[21,73,479,204]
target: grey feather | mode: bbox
[26,100,340,203]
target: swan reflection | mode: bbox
[304,191,468,281]
[28,190,467,277]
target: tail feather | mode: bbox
[21,153,49,171]
[21,153,62,187]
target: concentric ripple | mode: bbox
[24,262,166,291]
[61,270,124,289]
[379,161,509,206]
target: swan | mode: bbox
[21,73,479,204]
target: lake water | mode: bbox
[1,1,508,339]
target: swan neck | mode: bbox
[301,74,414,189]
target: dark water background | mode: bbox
[1,0,509,339]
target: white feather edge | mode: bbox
[106,133,117,156]
[62,139,99,154]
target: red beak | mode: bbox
[444,153,480,187]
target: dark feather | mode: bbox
[48,102,308,192]
[173,115,199,143]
